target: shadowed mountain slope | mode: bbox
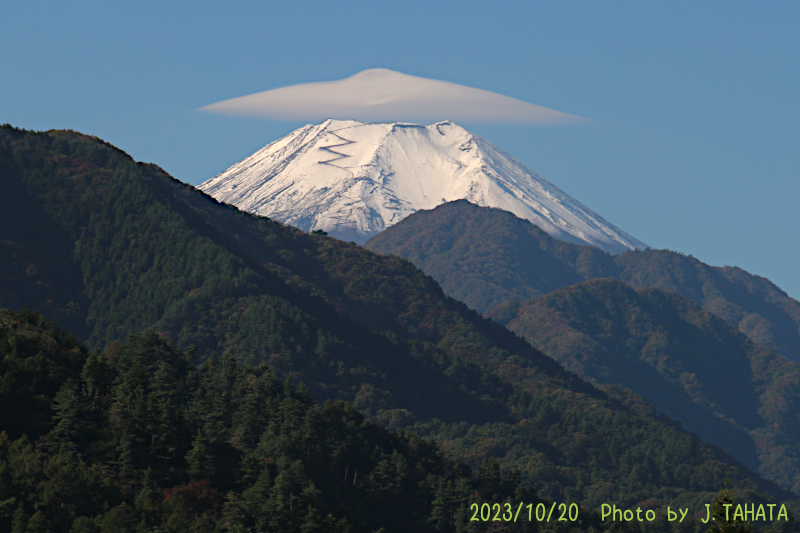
[488,278,800,494]
[365,200,800,365]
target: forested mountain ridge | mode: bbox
[365,200,800,365]
[0,125,796,516]
[0,125,576,422]
[488,278,800,494]
[0,308,552,532]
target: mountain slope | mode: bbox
[365,200,800,365]
[198,119,646,253]
[0,125,794,509]
[487,278,800,493]
[1,308,551,532]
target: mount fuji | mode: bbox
[199,119,646,253]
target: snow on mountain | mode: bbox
[199,119,647,253]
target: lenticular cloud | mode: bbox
[200,68,585,124]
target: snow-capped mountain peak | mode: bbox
[199,119,646,253]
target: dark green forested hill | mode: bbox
[366,200,589,313]
[0,308,553,532]
[0,126,797,520]
[364,201,800,366]
[487,278,800,494]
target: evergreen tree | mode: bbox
[706,483,753,533]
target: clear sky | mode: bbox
[3,2,799,298]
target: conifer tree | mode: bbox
[706,482,753,533]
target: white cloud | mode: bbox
[200,68,586,124]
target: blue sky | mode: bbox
[3,2,799,298]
